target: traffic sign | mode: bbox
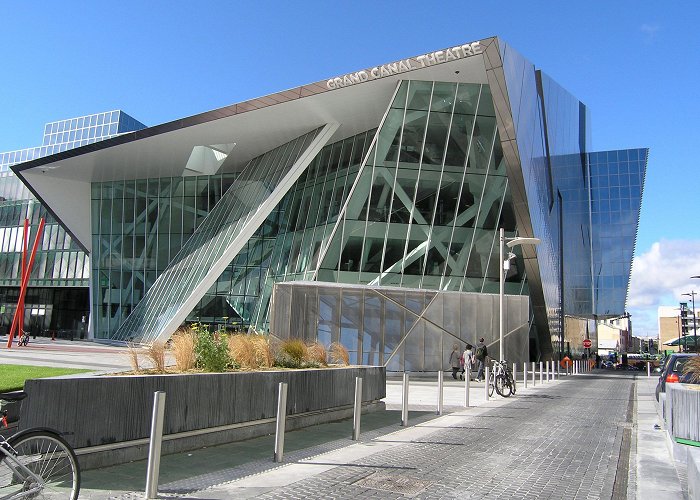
[583,339,592,349]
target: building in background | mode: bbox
[659,304,697,353]
[12,38,647,368]
[0,111,145,339]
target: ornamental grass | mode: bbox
[228,334,257,369]
[126,343,142,373]
[682,356,700,383]
[171,328,197,371]
[146,341,167,373]
[329,342,349,366]
[307,341,328,366]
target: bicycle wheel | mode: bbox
[495,374,512,397]
[4,430,80,500]
[488,372,495,397]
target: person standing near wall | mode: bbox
[449,344,461,380]
[475,337,488,381]
[462,343,474,381]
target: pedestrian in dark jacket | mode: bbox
[449,345,461,379]
[475,338,488,381]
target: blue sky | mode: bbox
[1,1,697,337]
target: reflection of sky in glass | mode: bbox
[589,148,648,317]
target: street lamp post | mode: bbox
[499,228,541,361]
[682,291,697,352]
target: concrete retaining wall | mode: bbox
[667,383,700,442]
[20,366,385,469]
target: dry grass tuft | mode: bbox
[307,341,328,366]
[126,343,142,372]
[251,335,274,368]
[171,328,197,372]
[146,341,167,373]
[329,342,349,366]
[228,334,257,369]
[682,356,700,383]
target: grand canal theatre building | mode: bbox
[13,37,647,370]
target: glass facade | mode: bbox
[15,38,648,362]
[317,81,521,297]
[0,111,145,337]
[589,148,647,317]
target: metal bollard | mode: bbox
[545,361,549,382]
[647,361,651,377]
[523,362,528,389]
[539,361,543,384]
[437,370,444,415]
[484,366,490,401]
[464,370,471,407]
[274,382,288,462]
[401,372,409,426]
[532,361,536,386]
[353,377,362,440]
[145,391,166,500]
[512,363,517,392]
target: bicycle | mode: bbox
[0,392,81,499]
[489,360,516,398]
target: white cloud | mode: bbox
[627,239,700,337]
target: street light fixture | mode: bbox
[682,291,697,351]
[499,228,541,361]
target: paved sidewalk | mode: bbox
[75,370,687,499]
[1,340,685,498]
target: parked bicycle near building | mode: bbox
[489,359,516,398]
[0,392,80,499]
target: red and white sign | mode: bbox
[583,339,592,349]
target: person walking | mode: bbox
[475,337,488,381]
[449,344,461,380]
[462,343,474,380]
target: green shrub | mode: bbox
[194,326,233,372]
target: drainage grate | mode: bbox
[354,471,432,496]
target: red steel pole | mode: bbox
[6,219,44,348]
[7,220,30,348]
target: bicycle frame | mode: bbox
[0,437,45,500]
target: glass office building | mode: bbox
[0,111,145,338]
[13,38,647,365]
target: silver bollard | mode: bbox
[532,361,536,386]
[274,382,288,462]
[647,361,651,377]
[545,361,549,382]
[437,370,444,415]
[512,362,517,392]
[524,362,528,389]
[539,361,543,384]
[401,372,409,426]
[145,391,166,500]
[353,377,362,440]
[484,366,490,401]
[465,370,471,407]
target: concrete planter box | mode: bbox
[666,383,700,443]
[19,366,385,469]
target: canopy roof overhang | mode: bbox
[663,335,700,346]
[12,37,496,253]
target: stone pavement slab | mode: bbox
[82,371,654,499]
